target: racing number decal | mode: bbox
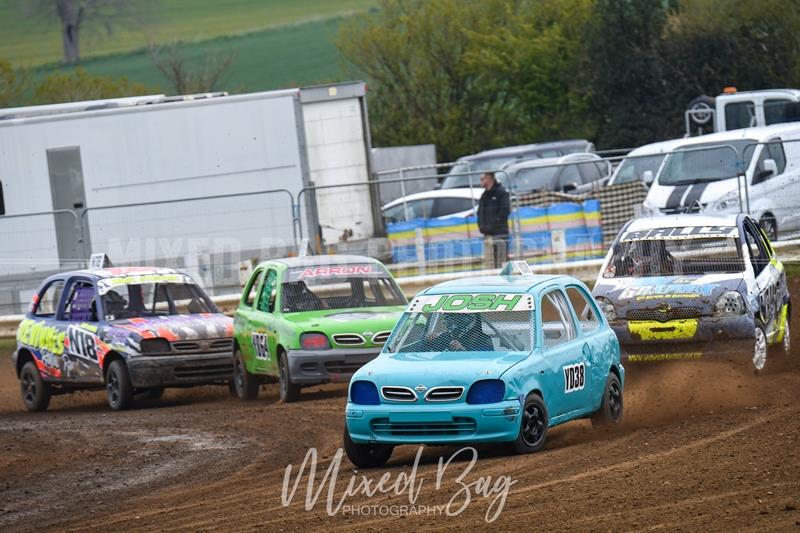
[563,362,585,394]
[251,332,270,361]
[67,326,98,362]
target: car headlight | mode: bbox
[139,337,170,354]
[708,190,740,212]
[595,296,617,322]
[350,380,380,405]
[466,379,505,404]
[714,291,745,316]
[300,332,330,350]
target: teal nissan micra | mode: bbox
[343,270,624,467]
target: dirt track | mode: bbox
[2,315,800,530]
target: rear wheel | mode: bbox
[19,361,51,412]
[233,349,260,401]
[279,351,301,403]
[753,326,768,371]
[591,373,624,426]
[343,427,393,468]
[511,393,548,454]
[106,360,134,411]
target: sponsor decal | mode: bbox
[17,320,66,356]
[627,319,699,341]
[410,294,533,313]
[627,352,702,362]
[563,362,585,393]
[298,265,374,278]
[97,273,192,294]
[621,226,738,242]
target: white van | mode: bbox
[607,139,685,187]
[642,124,800,239]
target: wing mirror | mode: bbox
[642,170,654,184]
[562,182,579,193]
[754,158,777,184]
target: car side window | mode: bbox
[256,269,278,313]
[431,197,475,218]
[540,289,577,348]
[62,280,97,322]
[743,222,769,275]
[565,286,600,333]
[578,162,602,183]
[33,280,65,318]
[242,269,264,308]
[557,164,582,191]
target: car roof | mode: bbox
[263,255,383,268]
[457,140,591,161]
[501,152,601,173]
[625,214,740,232]
[382,188,481,210]
[625,138,688,156]
[670,123,800,147]
[50,266,185,281]
[423,274,577,295]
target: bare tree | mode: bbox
[150,42,237,94]
[23,0,154,64]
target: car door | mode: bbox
[27,279,66,379]
[743,219,783,339]
[431,196,477,219]
[750,139,791,233]
[58,277,103,383]
[251,267,281,374]
[564,285,605,407]
[235,268,265,373]
[556,164,583,193]
[538,287,592,417]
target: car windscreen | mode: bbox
[102,283,218,320]
[441,156,517,189]
[612,154,665,184]
[385,311,532,353]
[659,139,756,186]
[282,265,406,313]
[605,232,745,277]
[511,166,560,192]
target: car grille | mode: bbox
[169,338,233,354]
[372,331,391,344]
[627,307,701,322]
[381,386,417,402]
[332,334,365,346]
[323,360,364,374]
[174,363,231,380]
[425,386,464,402]
[370,417,477,437]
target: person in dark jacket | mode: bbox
[477,172,510,268]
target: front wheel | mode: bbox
[278,351,301,403]
[591,373,624,426]
[233,349,260,401]
[753,325,768,371]
[343,427,393,468]
[19,361,51,412]
[511,393,548,454]
[106,360,134,411]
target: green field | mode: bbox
[0,0,375,66]
[31,15,360,94]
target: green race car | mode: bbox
[232,255,408,402]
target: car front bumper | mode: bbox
[345,400,522,445]
[611,315,756,362]
[286,348,381,385]
[127,352,233,388]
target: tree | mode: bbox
[0,60,29,108]
[23,0,155,64]
[150,42,237,94]
[32,68,151,104]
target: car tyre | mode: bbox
[20,361,51,412]
[753,325,768,371]
[591,373,624,426]
[233,349,260,401]
[511,393,548,454]
[279,351,301,403]
[343,426,393,468]
[106,359,134,411]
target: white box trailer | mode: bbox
[0,82,376,292]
